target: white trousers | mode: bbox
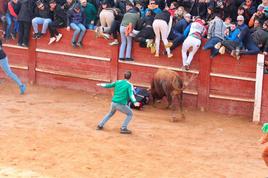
[181,36,201,66]
[152,19,171,55]
[99,9,114,33]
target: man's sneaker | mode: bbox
[48,37,56,45]
[56,33,62,42]
[184,65,190,71]
[21,43,28,47]
[125,58,134,61]
[109,40,119,46]
[11,33,16,40]
[120,128,132,134]
[77,42,83,48]
[167,53,173,58]
[214,42,222,49]
[32,33,39,39]
[102,33,110,40]
[72,41,77,48]
[165,41,173,48]
[19,84,26,95]
[96,125,103,130]
[150,43,156,54]
[37,32,44,39]
[146,39,153,48]
[119,58,125,61]
[219,46,225,54]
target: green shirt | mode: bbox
[102,80,137,105]
[120,12,140,27]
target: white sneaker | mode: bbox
[48,37,56,45]
[102,33,110,40]
[56,33,62,42]
[146,39,153,48]
[109,40,119,46]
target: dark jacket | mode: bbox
[34,4,51,18]
[7,1,21,17]
[18,0,34,22]
[52,5,67,26]
[237,23,250,47]
[251,28,268,52]
[0,40,6,59]
[172,18,189,34]
[67,8,86,26]
[154,10,170,24]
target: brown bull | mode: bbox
[150,69,194,122]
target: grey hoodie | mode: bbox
[207,16,226,40]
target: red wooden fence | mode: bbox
[0,29,263,121]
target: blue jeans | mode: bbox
[99,102,133,129]
[119,26,132,59]
[203,37,222,57]
[70,23,86,43]
[240,39,260,55]
[5,13,19,37]
[0,57,22,87]
[32,17,52,34]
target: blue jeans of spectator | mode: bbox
[32,17,52,34]
[203,37,222,56]
[170,32,184,51]
[70,23,86,43]
[98,102,133,129]
[0,57,22,87]
[5,13,19,37]
[240,39,260,55]
[119,26,132,59]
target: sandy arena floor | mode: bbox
[0,81,267,178]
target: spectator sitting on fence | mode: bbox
[66,3,86,48]
[95,0,115,38]
[216,15,247,60]
[47,0,66,45]
[203,11,226,58]
[103,8,123,45]
[182,17,206,70]
[32,0,52,39]
[168,13,191,52]
[119,3,140,61]
[173,6,186,22]
[5,0,20,40]
[80,0,97,30]
[134,9,155,48]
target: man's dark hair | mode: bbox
[124,71,132,80]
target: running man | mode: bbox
[0,39,26,94]
[96,71,140,134]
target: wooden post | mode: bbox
[254,54,265,122]
[110,45,119,82]
[28,37,37,85]
[197,49,212,111]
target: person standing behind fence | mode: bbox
[32,0,52,39]
[5,0,20,40]
[17,0,34,47]
[66,3,86,48]
[119,3,140,61]
[152,10,173,58]
[0,39,26,94]
[96,71,140,134]
[47,0,66,45]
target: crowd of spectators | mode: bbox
[0,0,267,70]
